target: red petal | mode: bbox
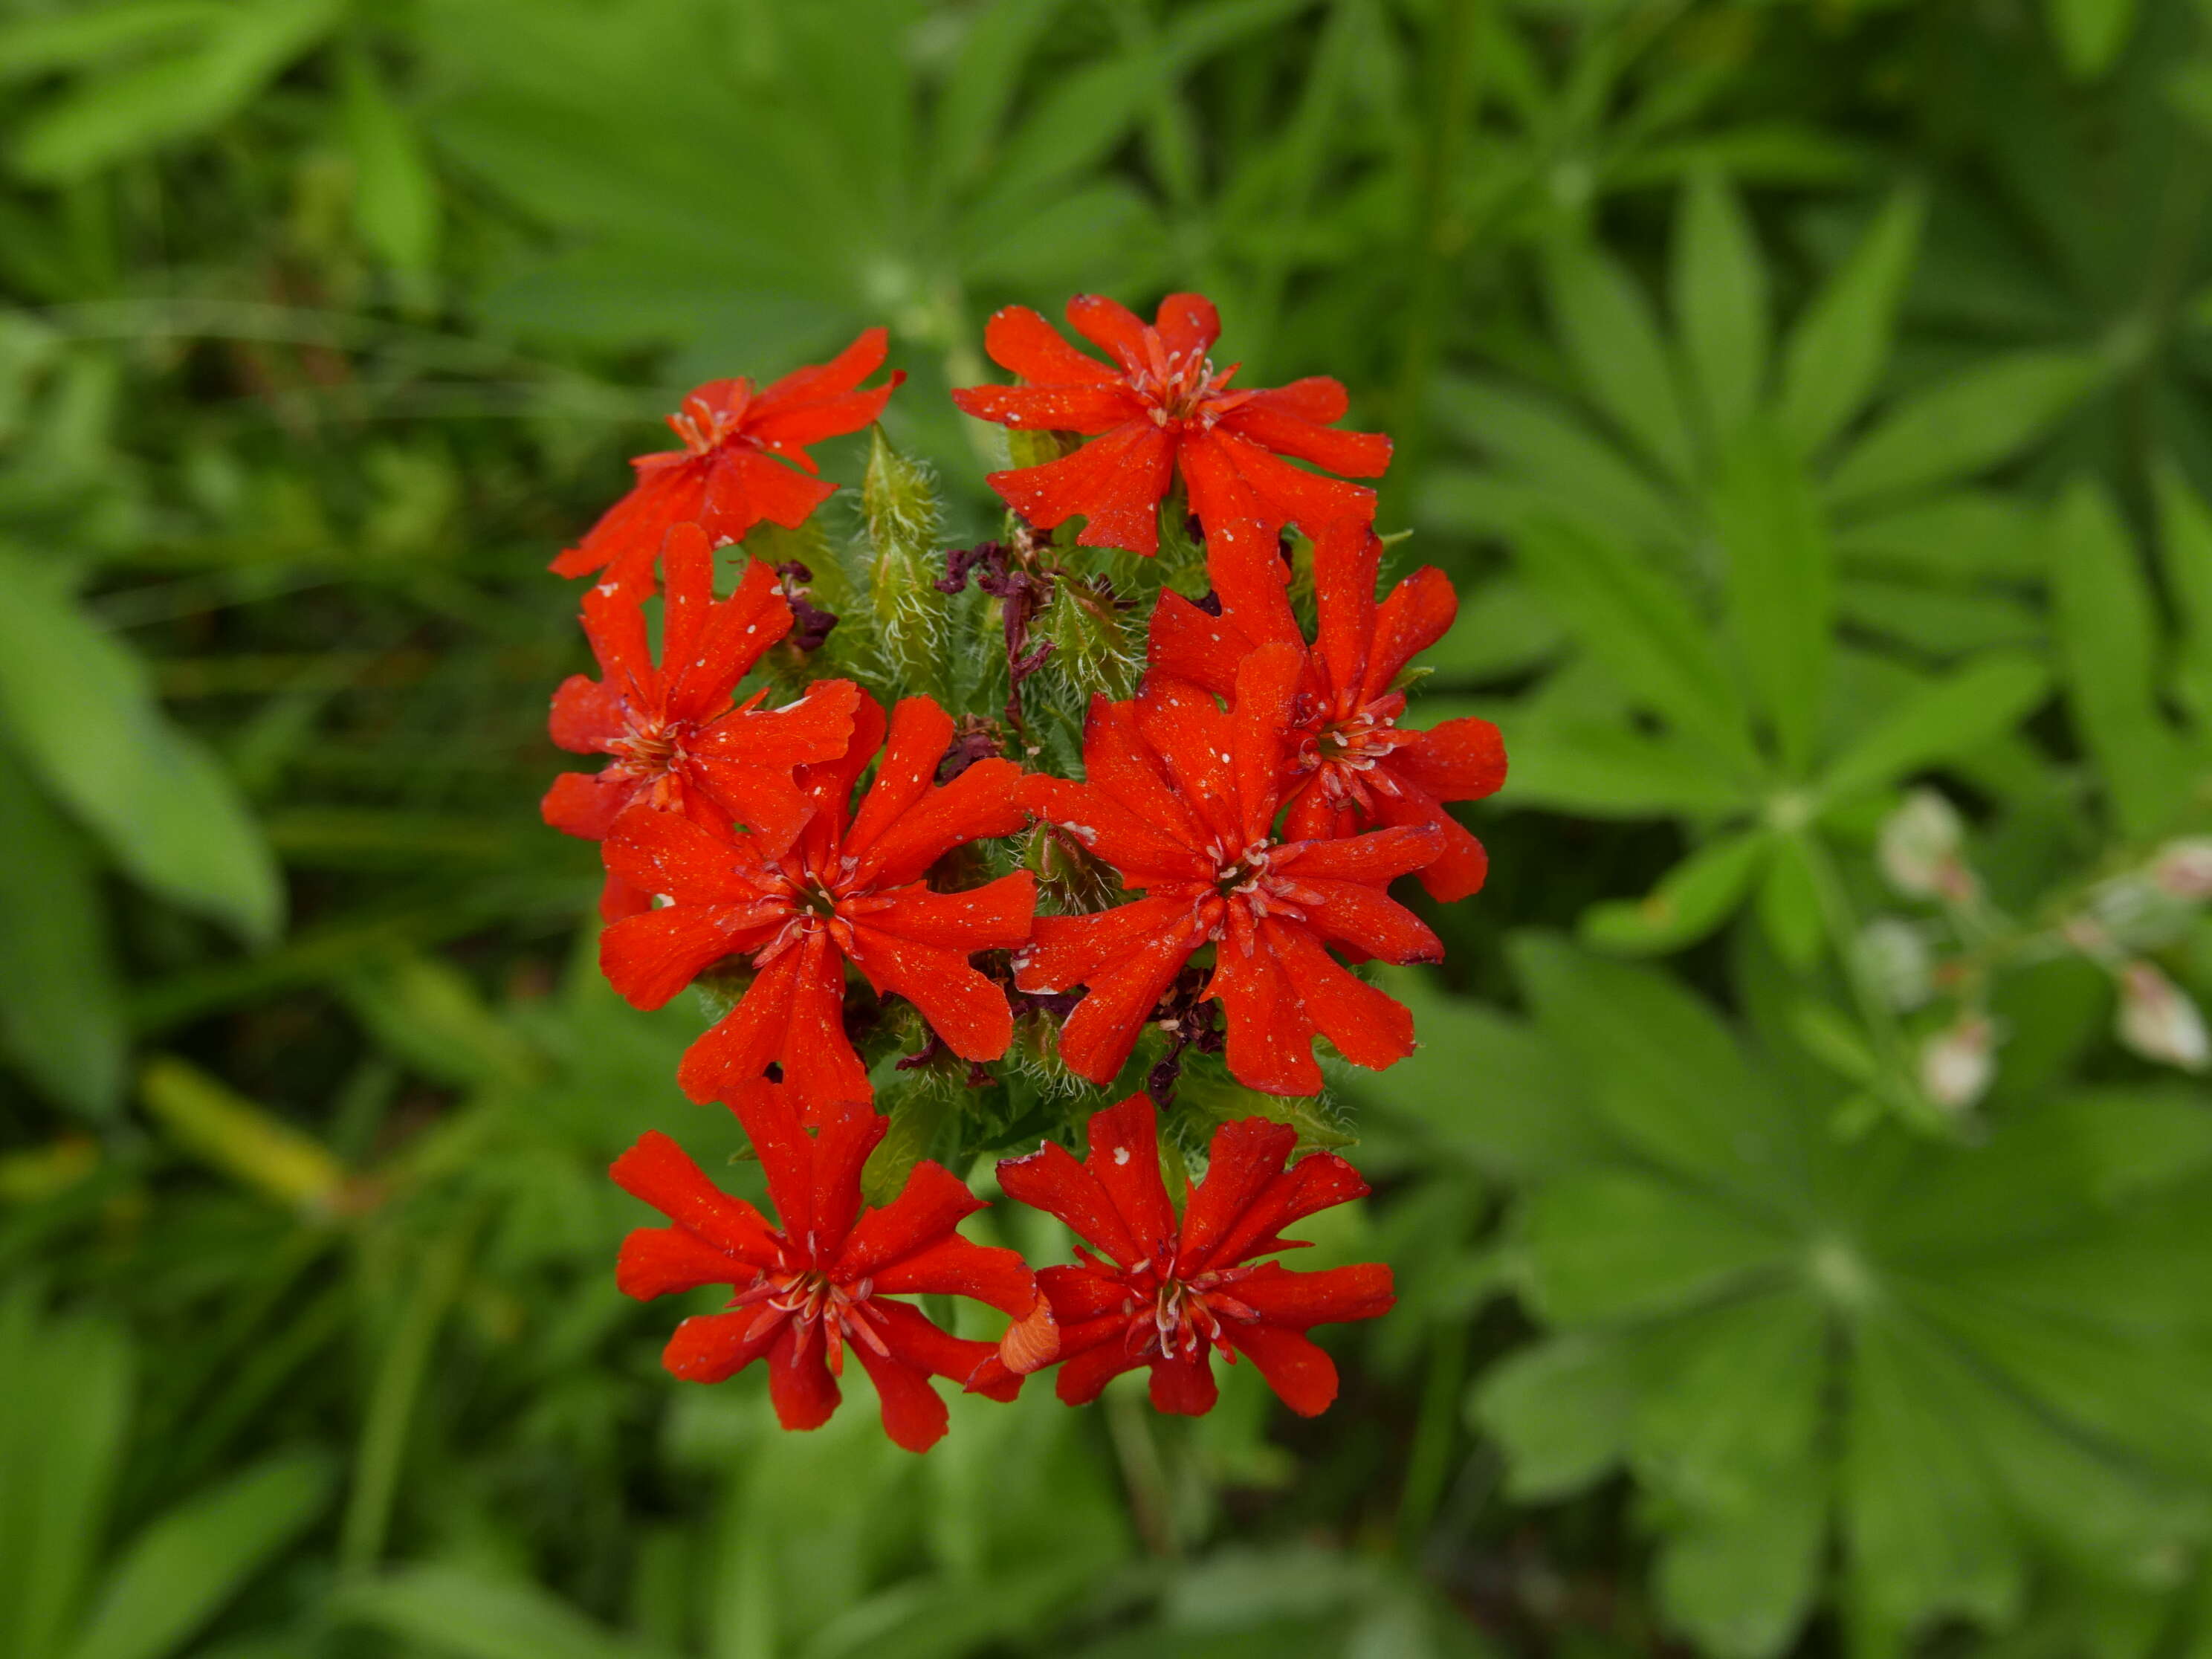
[700,447,837,543]
[870,1295,1006,1386]
[1013,898,1197,995]
[1065,292,1152,374]
[661,1310,779,1383]
[844,696,951,852]
[1036,1265,1134,1325]
[666,555,793,722]
[766,1322,841,1430]
[861,873,1036,954]
[1235,1261,1394,1329]
[1217,400,1392,479]
[810,1098,886,1252]
[675,947,797,1103]
[1266,922,1417,1073]
[599,905,750,1010]
[844,924,1014,1062]
[1154,293,1221,359]
[542,769,634,841]
[1392,717,1507,803]
[1232,642,1303,846]
[1217,1321,1340,1417]
[1310,519,1380,701]
[1134,682,1240,848]
[616,1226,752,1299]
[985,421,1174,554]
[728,1076,818,1243]
[981,305,1117,384]
[601,806,767,907]
[749,327,888,414]
[796,691,888,858]
[1049,928,1200,1088]
[1302,878,1443,964]
[1180,430,1375,542]
[768,932,873,1107]
[1278,823,1443,885]
[951,382,1134,433]
[653,523,717,698]
[850,762,1030,889]
[1238,377,1348,426]
[599,871,654,924]
[997,1140,1146,1266]
[548,674,628,757]
[609,1131,781,1264]
[1055,1340,1144,1406]
[836,1160,984,1280]
[1076,694,1213,858]
[863,1233,1035,1319]
[1203,517,1301,650]
[851,1332,950,1453]
[1202,1151,1370,1270]
[1364,566,1458,699]
[554,460,705,578]
[1207,931,1324,1096]
[1147,1351,1220,1416]
[1082,1094,1178,1261]
[1175,1117,1298,1270]
[1026,778,1206,884]
[1145,588,1255,700]
[682,760,811,855]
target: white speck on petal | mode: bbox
[1113,1145,1131,1165]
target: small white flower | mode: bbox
[1857,919,1934,1010]
[1878,789,1976,904]
[2150,838,2212,902]
[2116,961,2210,1072]
[1919,1014,1997,1112]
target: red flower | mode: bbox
[993,1094,1391,1417]
[553,330,903,579]
[1149,517,1506,902]
[543,522,862,921]
[612,1081,1043,1452]
[1018,641,1443,1096]
[599,694,1035,1108]
[951,294,1389,557]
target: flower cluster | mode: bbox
[542,297,1504,1448]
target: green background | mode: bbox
[5,1,2212,1656]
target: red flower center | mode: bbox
[1127,333,1251,430]
[1110,1256,1262,1361]
[731,1261,890,1376]
[750,858,898,968]
[667,385,755,456]
[1195,840,1327,938]
[1292,692,1417,820]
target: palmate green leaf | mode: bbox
[0,558,282,943]
[1672,169,1769,442]
[2153,458,2212,722]
[336,1565,671,1659]
[1825,350,2105,510]
[1833,490,2046,583]
[929,0,1064,197]
[1472,1333,1643,1501]
[1519,1168,1793,1325]
[1492,717,1755,819]
[1657,1466,1827,1659]
[1544,239,1698,483]
[1581,830,1770,957]
[1631,1291,1826,1519]
[1754,835,1825,971]
[0,2,224,80]
[1815,650,2050,804]
[1510,516,1759,773]
[64,1452,334,1659]
[1777,186,1924,458]
[2048,478,2190,840]
[1710,427,1831,774]
[0,743,126,1119]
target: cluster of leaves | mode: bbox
[8,1,2212,1657]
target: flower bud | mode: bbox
[1878,789,1976,904]
[1857,918,1933,1010]
[2150,838,2212,902]
[862,426,950,702]
[2115,960,2211,1071]
[1918,1013,1997,1112]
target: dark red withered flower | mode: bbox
[598,695,1035,1108]
[951,294,1388,556]
[543,522,861,921]
[612,1081,1045,1452]
[1149,517,1506,902]
[990,1094,1391,1417]
[1017,641,1443,1097]
[554,330,902,579]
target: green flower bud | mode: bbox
[862,425,949,703]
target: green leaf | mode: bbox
[1755,836,1825,971]
[342,47,439,275]
[1825,351,2103,509]
[1418,575,1566,682]
[2153,458,2212,722]
[1581,830,1771,957]
[1498,719,1756,820]
[1672,169,1769,442]
[2048,478,2188,840]
[1815,651,2049,804]
[1632,1292,1828,1518]
[1545,239,1698,482]
[2046,0,2138,79]
[3,1305,134,1659]
[1843,1311,2025,1632]
[1510,516,1759,774]
[930,0,1064,194]
[0,743,126,1117]
[0,557,282,942]
[1710,427,1832,773]
[1521,1169,1794,1325]
[1777,187,1924,457]
[1656,1464,1827,1659]
[1833,491,2046,583]
[65,1452,334,1659]
[10,0,341,182]
[336,1566,671,1659]
[1471,1334,1640,1501]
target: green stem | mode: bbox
[1105,1383,1181,1558]
[1395,1319,1469,1553]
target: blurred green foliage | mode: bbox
[6,1,2212,1655]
